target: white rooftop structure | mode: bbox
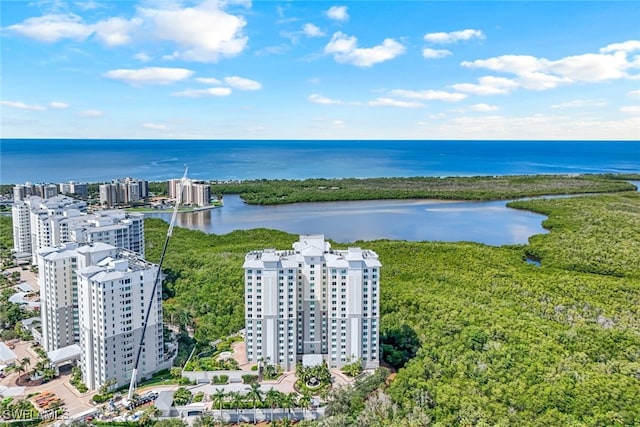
[0,342,17,364]
[47,344,81,366]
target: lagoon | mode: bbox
[146,194,548,246]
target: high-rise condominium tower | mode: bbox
[244,235,381,371]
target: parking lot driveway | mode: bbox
[0,340,97,418]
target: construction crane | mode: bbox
[125,166,188,405]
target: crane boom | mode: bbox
[126,167,188,402]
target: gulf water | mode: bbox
[3,139,638,245]
[2,139,639,184]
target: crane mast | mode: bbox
[125,167,188,403]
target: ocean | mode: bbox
[1,139,639,184]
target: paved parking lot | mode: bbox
[1,340,97,419]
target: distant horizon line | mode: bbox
[1,138,639,142]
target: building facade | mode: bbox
[11,200,33,257]
[167,178,211,207]
[13,183,58,202]
[11,195,87,260]
[59,181,88,197]
[38,243,80,351]
[11,195,144,264]
[244,235,380,371]
[75,243,166,390]
[99,178,148,207]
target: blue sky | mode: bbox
[1,0,639,140]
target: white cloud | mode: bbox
[422,48,451,59]
[308,94,343,105]
[309,93,424,108]
[324,32,405,67]
[424,29,485,44]
[8,1,249,61]
[77,109,103,117]
[452,76,519,95]
[469,103,498,112]
[620,105,640,114]
[139,1,248,62]
[629,89,640,98]
[75,0,103,11]
[303,23,325,38]
[7,13,93,42]
[172,87,232,97]
[516,72,571,90]
[0,100,46,111]
[389,89,466,102]
[49,101,70,108]
[196,77,222,85]
[332,119,346,128]
[93,17,139,47]
[142,122,169,130]
[133,52,152,62]
[600,40,640,54]
[551,99,607,109]
[427,113,640,140]
[104,67,194,85]
[366,98,424,108]
[326,5,349,22]
[461,44,640,91]
[548,52,629,82]
[224,76,262,90]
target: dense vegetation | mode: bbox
[210,174,636,205]
[145,224,298,345]
[144,190,640,425]
[2,182,639,425]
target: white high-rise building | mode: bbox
[11,195,86,260]
[11,195,144,264]
[244,235,381,371]
[38,243,80,351]
[11,201,33,257]
[59,181,88,197]
[13,183,58,202]
[99,178,148,207]
[76,243,165,390]
[167,178,211,207]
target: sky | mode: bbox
[1,0,639,140]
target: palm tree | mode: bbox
[192,412,217,427]
[245,382,263,424]
[297,392,311,420]
[12,361,27,381]
[137,405,161,426]
[211,388,226,413]
[264,388,282,423]
[20,357,31,370]
[43,367,57,382]
[33,360,47,377]
[280,393,296,421]
[229,391,243,421]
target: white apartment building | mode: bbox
[244,235,381,371]
[76,243,166,390]
[99,178,148,207]
[13,183,58,202]
[59,181,88,197]
[11,200,33,257]
[167,178,211,207]
[12,195,86,259]
[11,195,144,264]
[38,243,80,351]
